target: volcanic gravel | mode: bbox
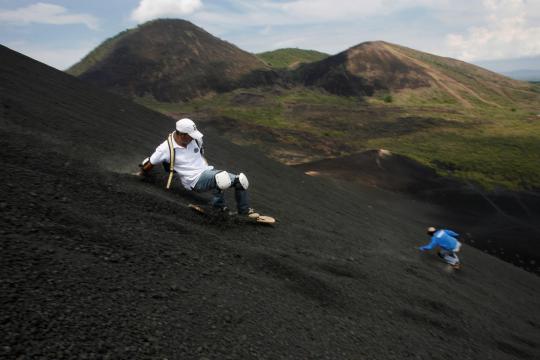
[2,44,540,360]
[295,151,540,275]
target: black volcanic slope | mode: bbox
[295,150,540,274]
[2,45,540,359]
[67,19,271,102]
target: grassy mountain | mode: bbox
[257,48,329,69]
[3,43,540,360]
[295,41,535,105]
[67,19,271,101]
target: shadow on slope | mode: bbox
[295,150,540,274]
[2,44,540,359]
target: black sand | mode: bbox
[295,150,540,275]
[2,45,540,359]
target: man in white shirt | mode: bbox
[139,118,256,216]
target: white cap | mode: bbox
[427,227,436,233]
[176,118,203,140]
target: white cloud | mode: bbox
[195,0,439,27]
[446,0,540,61]
[191,0,457,54]
[263,0,445,22]
[131,0,203,23]
[6,40,99,70]
[190,0,540,60]
[260,25,272,36]
[272,36,308,49]
[0,3,99,30]
[265,0,382,20]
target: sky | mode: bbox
[1,0,540,71]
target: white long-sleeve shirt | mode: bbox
[149,133,213,190]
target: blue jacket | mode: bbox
[420,229,459,251]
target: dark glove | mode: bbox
[136,157,152,177]
[139,157,150,168]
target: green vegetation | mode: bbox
[138,85,540,190]
[367,129,540,190]
[132,42,540,191]
[257,48,329,69]
[137,88,355,131]
[383,94,393,103]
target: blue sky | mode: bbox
[1,0,540,71]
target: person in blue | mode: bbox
[419,227,462,268]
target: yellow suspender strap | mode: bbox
[166,134,175,189]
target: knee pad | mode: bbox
[215,171,232,190]
[237,173,249,190]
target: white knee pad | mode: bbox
[238,173,249,190]
[215,171,232,190]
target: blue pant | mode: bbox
[192,169,249,214]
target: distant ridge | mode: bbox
[68,19,270,101]
[503,69,540,82]
[257,48,329,69]
[69,22,533,107]
[474,55,540,81]
[295,41,530,106]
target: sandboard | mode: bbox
[188,204,276,225]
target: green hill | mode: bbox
[295,41,535,106]
[67,19,270,101]
[257,48,329,69]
